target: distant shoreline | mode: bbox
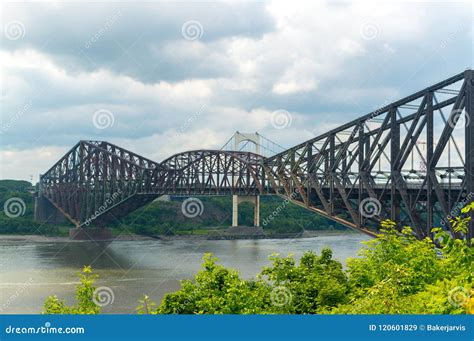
[0,229,361,243]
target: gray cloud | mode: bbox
[0,0,472,182]
[2,1,275,82]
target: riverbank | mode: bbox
[0,233,155,243]
[0,229,360,243]
[0,180,349,239]
[157,229,360,241]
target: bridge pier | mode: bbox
[232,195,260,227]
[69,227,113,241]
[34,195,66,224]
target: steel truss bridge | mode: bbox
[36,71,474,239]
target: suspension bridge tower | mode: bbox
[222,131,285,229]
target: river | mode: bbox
[0,233,369,314]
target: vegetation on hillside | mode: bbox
[43,203,473,315]
[115,196,346,236]
[0,180,346,236]
[0,180,69,235]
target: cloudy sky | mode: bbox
[1,0,472,182]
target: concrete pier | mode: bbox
[232,195,260,227]
[69,227,113,241]
[34,196,66,224]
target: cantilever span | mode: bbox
[35,70,474,240]
[36,141,264,228]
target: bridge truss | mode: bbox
[264,71,473,239]
[37,70,474,239]
[39,141,265,227]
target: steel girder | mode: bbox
[158,150,265,196]
[39,143,264,227]
[38,71,473,239]
[39,141,167,227]
[263,70,473,238]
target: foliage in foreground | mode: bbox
[149,249,348,314]
[43,266,100,314]
[145,205,473,315]
[332,218,472,314]
[44,204,474,315]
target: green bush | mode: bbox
[44,203,474,315]
[43,266,100,314]
[145,205,473,315]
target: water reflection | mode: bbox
[33,241,135,269]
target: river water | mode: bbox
[0,233,369,314]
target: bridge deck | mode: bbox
[36,70,474,239]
